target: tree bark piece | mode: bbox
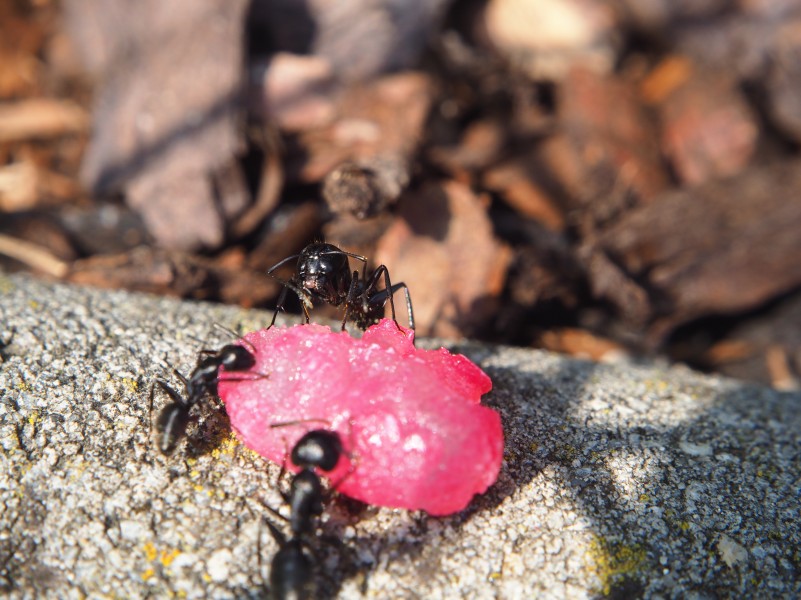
[592,159,801,340]
[65,0,250,250]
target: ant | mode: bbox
[150,330,261,455]
[266,242,415,332]
[274,428,345,536]
[260,426,351,599]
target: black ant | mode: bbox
[150,335,260,455]
[260,427,350,599]
[266,242,415,332]
[275,429,345,536]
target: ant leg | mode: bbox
[263,516,288,547]
[211,321,241,340]
[171,367,189,387]
[366,281,414,330]
[275,435,293,505]
[264,503,290,526]
[153,378,187,407]
[364,265,403,330]
[268,275,315,325]
[341,271,361,331]
[216,370,270,385]
[253,498,294,575]
[394,282,414,330]
[251,494,291,527]
[269,418,332,429]
[210,322,258,354]
[268,285,289,328]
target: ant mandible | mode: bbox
[266,242,415,332]
[150,338,258,455]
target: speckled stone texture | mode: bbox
[1,273,799,599]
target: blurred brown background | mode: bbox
[1,0,800,389]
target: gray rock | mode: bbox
[1,273,799,599]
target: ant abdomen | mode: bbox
[265,521,317,600]
[154,401,190,455]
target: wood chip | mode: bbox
[376,180,511,337]
[0,99,88,143]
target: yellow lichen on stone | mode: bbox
[555,443,578,462]
[643,379,669,394]
[161,548,181,567]
[586,535,646,596]
[120,377,138,394]
[211,432,239,459]
[143,542,158,562]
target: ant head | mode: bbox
[220,345,256,371]
[291,430,343,472]
[297,243,351,300]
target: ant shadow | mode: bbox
[182,404,235,461]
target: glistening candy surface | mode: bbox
[218,319,503,515]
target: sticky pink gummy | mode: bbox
[218,319,503,515]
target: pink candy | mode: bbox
[218,319,503,515]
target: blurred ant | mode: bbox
[259,425,353,599]
[262,518,317,600]
[266,242,415,332]
[150,327,263,455]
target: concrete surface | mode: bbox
[1,273,799,599]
